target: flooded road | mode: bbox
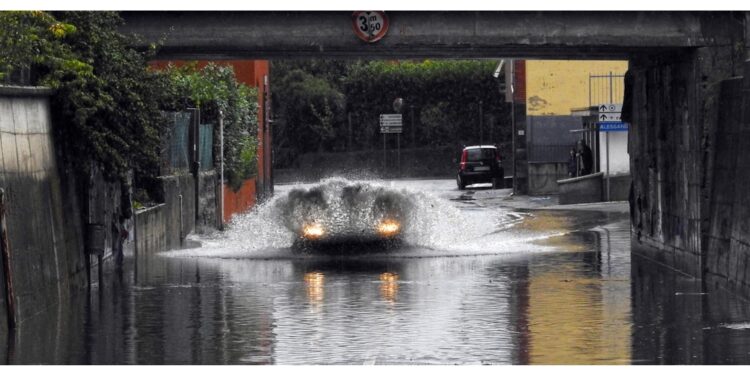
[3,179,750,364]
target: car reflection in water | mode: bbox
[379,272,399,304]
[304,272,325,306]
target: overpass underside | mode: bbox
[122,11,750,292]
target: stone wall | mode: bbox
[0,87,87,325]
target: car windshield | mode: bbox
[466,148,496,161]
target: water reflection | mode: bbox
[4,211,750,364]
[379,272,399,304]
[304,272,325,307]
[630,252,750,364]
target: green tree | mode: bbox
[270,59,511,166]
[273,68,345,157]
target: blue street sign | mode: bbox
[598,122,628,132]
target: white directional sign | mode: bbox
[598,112,622,122]
[596,103,622,123]
[598,103,622,113]
[380,113,403,133]
[380,127,403,134]
[380,114,402,124]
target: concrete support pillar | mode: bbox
[629,45,737,277]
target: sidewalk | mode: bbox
[488,190,629,214]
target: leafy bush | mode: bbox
[271,59,511,167]
[343,60,510,148]
[272,68,345,154]
[163,63,259,190]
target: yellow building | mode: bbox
[519,61,633,363]
[525,60,628,116]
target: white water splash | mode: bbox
[163,178,558,259]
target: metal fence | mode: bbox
[527,144,576,163]
[589,72,625,107]
[160,111,216,174]
[199,123,214,170]
[526,116,582,163]
[161,111,191,174]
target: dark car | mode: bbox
[456,145,504,190]
[283,181,409,253]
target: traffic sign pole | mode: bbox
[383,133,386,177]
[606,131,610,201]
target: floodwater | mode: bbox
[3,179,750,365]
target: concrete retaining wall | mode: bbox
[603,174,631,202]
[197,170,218,232]
[140,170,221,252]
[627,44,745,279]
[558,172,603,205]
[135,204,166,256]
[159,173,195,250]
[627,49,734,276]
[527,162,568,195]
[0,236,6,338]
[705,68,750,292]
[0,87,87,325]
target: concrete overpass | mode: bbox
[121,11,750,294]
[120,11,745,60]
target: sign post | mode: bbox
[596,103,627,202]
[380,114,403,177]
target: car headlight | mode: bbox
[302,223,325,239]
[377,219,401,237]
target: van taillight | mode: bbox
[460,150,467,170]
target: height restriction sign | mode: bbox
[351,11,389,43]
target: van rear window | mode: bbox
[466,148,496,161]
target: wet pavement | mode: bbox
[3,179,750,364]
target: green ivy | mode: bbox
[1,11,262,199]
[1,11,171,201]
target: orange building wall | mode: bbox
[514,60,526,103]
[150,59,270,224]
[223,179,257,224]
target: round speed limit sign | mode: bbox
[351,11,389,43]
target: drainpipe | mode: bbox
[0,188,16,329]
[219,110,225,230]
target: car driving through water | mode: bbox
[279,180,411,253]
